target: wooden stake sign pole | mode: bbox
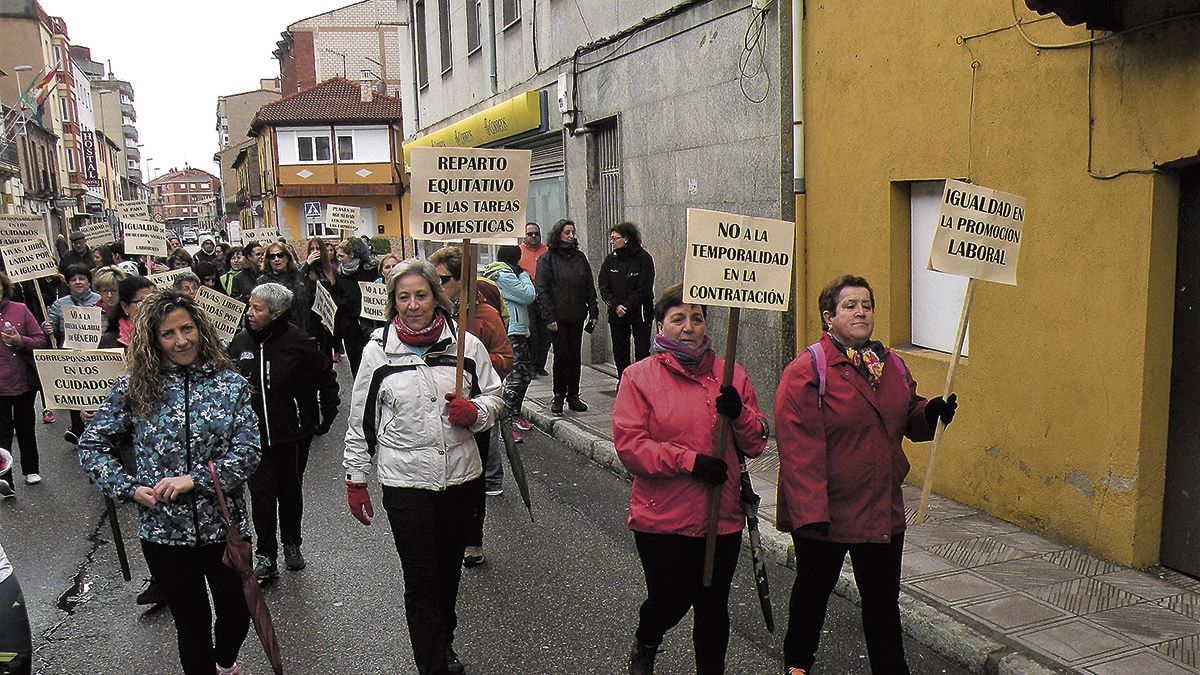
[915,277,977,523]
[453,238,473,397]
[703,307,740,586]
[32,282,56,348]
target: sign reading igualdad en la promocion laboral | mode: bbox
[408,146,532,241]
[928,179,1025,286]
[682,208,795,312]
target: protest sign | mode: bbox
[80,221,116,247]
[33,349,126,410]
[325,204,360,232]
[359,281,389,322]
[146,267,194,289]
[240,227,280,244]
[0,214,49,249]
[0,238,57,282]
[62,306,102,350]
[123,219,168,257]
[313,282,337,335]
[682,209,795,312]
[928,179,1024,286]
[408,147,532,241]
[195,286,245,343]
[117,200,149,221]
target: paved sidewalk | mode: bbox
[520,363,1200,674]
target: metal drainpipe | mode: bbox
[487,0,499,94]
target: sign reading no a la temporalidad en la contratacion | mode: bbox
[408,147,531,241]
[682,209,795,312]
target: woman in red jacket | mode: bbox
[613,283,768,675]
[775,275,958,675]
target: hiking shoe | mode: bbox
[332,352,341,363]
[283,544,306,571]
[512,415,533,431]
[0,448,11,474]
[215,662,243,675]
[446,646,465,675]
[550,397,564,415]
[24,473,41,485]
[63,430,78,445]
[41,409,54,424]
[135,578,167,605]
[485,487,503,496]
[462,546,485,567]
[253,554,278,580]
[511,429,524,444]
[567,397,589,412]
[0,479,13,498]
[787,669,807,675]
[629,641,659,675]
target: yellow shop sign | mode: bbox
[403,91,542,165]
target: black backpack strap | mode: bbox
[425,355,482,397]
[363,363,420,457]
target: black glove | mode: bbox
[714,385,743,420]
[690,454,728,485]
[924,393,958,428]
[584,318,597,334]
[315,418,334,436]
[797,522,830,538]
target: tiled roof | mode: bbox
[250,77,402,132]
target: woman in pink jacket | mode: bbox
[775,275,958,675]
[613,283,768,675]
[0,272,48,497]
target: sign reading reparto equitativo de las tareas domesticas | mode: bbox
[408,147,531,241]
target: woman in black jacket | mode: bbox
[535,218,598,414]
[228,282,340,579]
[255,243,311,336]
[331,238,378,376]
[598,221,655,380]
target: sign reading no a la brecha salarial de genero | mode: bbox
[682,209,795,312]
[408,147,532,241]
[928,179,1025,285]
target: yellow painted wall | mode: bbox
[279,164,336,185]
[800,3,1198,565]
[276,196,402,239]
[335,163,393,184]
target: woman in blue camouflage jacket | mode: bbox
[77,290,262,675]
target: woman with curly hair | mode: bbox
[77,290,261,675]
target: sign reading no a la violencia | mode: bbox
[682,209,795,312]
[928,179,1025,285]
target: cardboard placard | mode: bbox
[325,204,360,231]
[33,349,127,410]
[682,208,795,312]
[313,282,337,335]
[0,238,57,282]
[80,221,116,247]
[0,214,49,249]
[123,219,168,257]
[195,285,245,343]
[146,267,195,289]
[928,179,1025,285]
[62,306,102,350]
[117,200,149,222]
[359,281,389,321]
[408,146,532,241]
[240,227,281,244]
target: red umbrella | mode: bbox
[209,462,284,674]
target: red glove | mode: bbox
[346,481,373,526]
[445,393,479,428]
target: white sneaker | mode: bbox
[24,473,41,485]
[0,479,12,497]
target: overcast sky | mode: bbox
[40,0,359,181]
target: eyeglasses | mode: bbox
[266,252,288,260]
[439,274,455,283]
[525,232,540,238]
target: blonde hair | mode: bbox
[125,290,235,415]
[386,258,453,322]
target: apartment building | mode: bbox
[274,0,402,97]
[149,167,220,230]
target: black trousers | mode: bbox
[341,325,369,377]
[784,533,909,674]
[633,531,742,675]
[248,436,312,560]
[0,574,32,675]
[0,390,38,489]
[529,301,550,371]
[141,540,251,675]
[550,320,584,398]
[610,320,651,379]
[466,430,490,548]
[382,482,475,675]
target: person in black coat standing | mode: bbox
[535,218,598,415]
[598,221,655,380]
[229,282,340,579]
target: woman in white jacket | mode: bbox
[343,258,503,675]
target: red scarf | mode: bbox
[393,311,446,347]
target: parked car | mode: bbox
[181,228,199,245]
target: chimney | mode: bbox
[359,71,373,103]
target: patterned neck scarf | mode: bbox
[830,333,886,389]
[651,333,713,374]
[393,311,446,347]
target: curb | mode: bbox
[523,404,1064,675]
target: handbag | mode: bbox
[207,461,285,674]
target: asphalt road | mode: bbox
[0,368,968,674]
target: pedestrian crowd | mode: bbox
[0,220,959,675]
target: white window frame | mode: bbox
[415,0,430,90]
[337,135,355,161]
[910,180,970,355]
[438,0,453,75]
[502,0,520,29]
[465,0,482,56]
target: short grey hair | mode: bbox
[251,282,294,314]
[171,272,200,289]
[386,258,453,321]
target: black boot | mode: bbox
[551,396,565,414]
[567,396,589,412]
[629,641,658,675]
